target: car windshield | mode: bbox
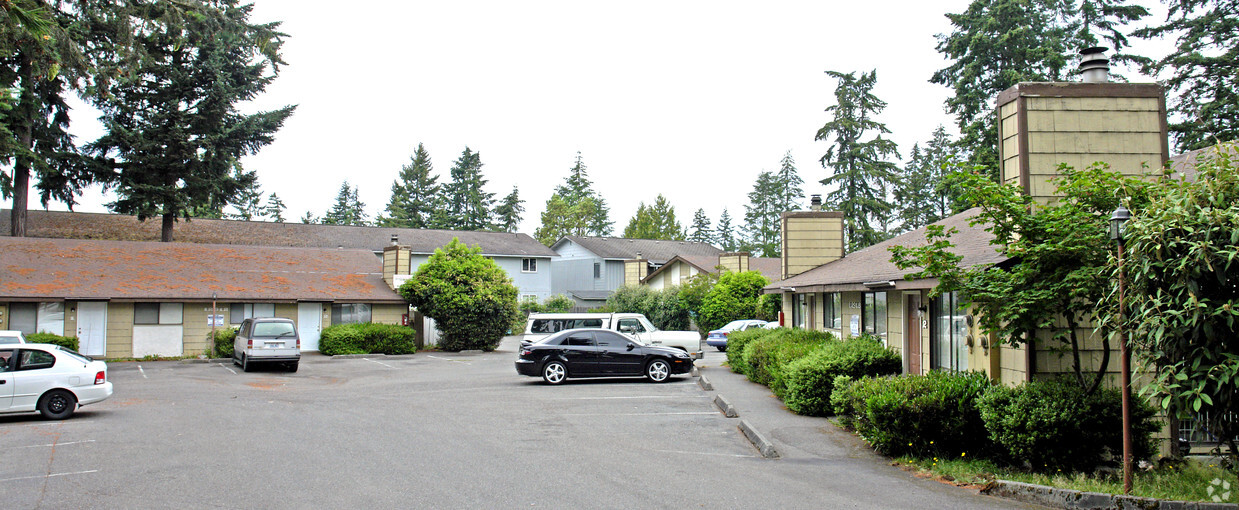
[253,322,296,338]
[722,320,749,330]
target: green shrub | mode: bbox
[399,239,518,352]
[833,370,995,458]
[208,328,238,358]
[742,328,833,389]
[782,335,902,416]
[756,293,781,322]
[977,378,1160,472]
[541,294,574,313]
[26,332,79,351]
[320,323,417,356]
[696,271,771,334]
[602,285,691,331]
[725,328,767,374]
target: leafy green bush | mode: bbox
[208,328,238,358]
[977,378,1159,472]
[399,239,518,351]
[756,293,781,322]
[782,335,902,416]
[833,371,995,458]
[696,271,770,334]
[541,294,574,313]
[742,328,833,388]
[26,332,79,351]
[320,323,417,356]
[601,285,691,331]
[725,328,767,374]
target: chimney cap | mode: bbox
[1078,46,1110,83]
[810,194,823,211]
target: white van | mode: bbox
[524,313,703,359]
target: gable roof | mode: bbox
[764,208,1005,293]
[0,237,405,303]
[0,209,557,258]
[640,254,783,283]
[553,236,722,263]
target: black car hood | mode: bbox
[641,345,689,357]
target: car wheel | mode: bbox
[542,361,567,385]
[646,359,670,383]
[287,361,298,373]
[716,346,727,352]
[38,389,77,420]
[241,353,251,372]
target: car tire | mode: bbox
[232,353,240,367]
[241,353,251,372]
[542,361,567,385]
[38,389,77,420]
[646,359,670,383]
[716,346,727,352]
[287,361,298,373]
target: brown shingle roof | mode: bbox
[0,237,405,303]
[0,209,557,257]
[748,257,782,281]
[1167,141,1237,181]
[764,208,1005,292]
[554,236,722,263]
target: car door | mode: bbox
[0,349,14,410]
[559,332,600,375]
[11,348,58,410]
[595,331,644,375]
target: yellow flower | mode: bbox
[42,35,50,40]
[961,452,967,457]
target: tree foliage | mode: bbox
[696,271,771,335]
[227,164,263,221]
[534,152,612,245]
[715,208,737,251]
[398,238,518,351]
[1135,0,1239,152]
[893,126,958,232]
[816,69,899,252]
[492,185,524,232]
[379,142,439,229]
[323,181,368,226]
[441,147,493,231]
[744,153,803,257]
[890,165,1152,396]
[687,208,712,244]
[623,194,684,240]
[263,192,286,222]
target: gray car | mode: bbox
[232,318,300,372]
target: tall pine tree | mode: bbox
[379,142,440,228]
[88,0,295,241]
[263,192,286,222]
[227,165,264,221]
[774,151,805,212]
[688,208,713,244]
[715,208,737,251]
[623,194,684,240]
[893,125,958,232]
[743,171,782,258]
[441,147,493,230]
[323,181,368,226]
[534,152,613,244]
[492,186,524,232]
[816,70,899,252]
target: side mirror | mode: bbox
[627,343,635,351]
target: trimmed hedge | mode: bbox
[977,378,1160,472]
[741,329,834,389]
[319,323,417,356]
[781,335,902,416]
[725,328,767,374]
[26,332,79,351]
[208,328,238,358]
[832,370,996,458]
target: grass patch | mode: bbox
[894,455,1237,503]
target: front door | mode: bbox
[297,303,323,351]
[77,302,108,357]
[906,295,922,375]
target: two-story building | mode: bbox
[549,236,723,309]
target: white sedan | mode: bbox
[0,343,113,420]
[0,330,26,344]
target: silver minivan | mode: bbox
[233,318,300,372]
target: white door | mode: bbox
[77,302,108,357]
[297,303,323,351]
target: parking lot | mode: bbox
[1,338,1032,509]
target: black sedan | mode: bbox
[515,328,694,384]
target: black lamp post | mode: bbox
[1110,205,1133,494]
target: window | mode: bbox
[7,302,64,335]
[593,262,602,279]
[332,303,372,324]
[617,318,646,334]
[17,349,56,371]
[522,258,538,273]
[0,349,13,372]
[862,292,887,340]
[564,333,594,347]
[521,294,538,302]
[793,294,808,329]
[134,303,183,325]
[230,303,275,324]
[594,331,629,348]
[252,321,296,338]
[824,293,842,330]
[530,318,603,334]
[931,291,969,371]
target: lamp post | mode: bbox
[1110,206,1132,494]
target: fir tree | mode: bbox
[492,186,524,232]
[743,171,783,258]
[378,143,439,228]
[622,194,684,240]
[688,208,713,244]
[323,181,368,226]
[774,151,805,212]
[534,152,613,244]
[715,208,737,251]
[263,193,287,222]
[300,211,317,224]
[227,165,264,221]
[816,69,899,252]
[441,147,493,230]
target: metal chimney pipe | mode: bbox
[810,194,823,211]
[1079,46,1110,83]
[390,234,398,245]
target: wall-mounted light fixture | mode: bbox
[862,280,895,289]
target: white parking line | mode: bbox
[218,363,237,375]
[137,365,147,379]
[560,412,719,417]
[652,448,758,458]
[18,440,96,449]
[0,470,98,483]
[427,355,471,364]
[553,396,711,400]
[362,358,395,369]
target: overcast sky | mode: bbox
[38,0,1169,237]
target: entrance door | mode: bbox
[297,303,323,351]
[905,295,922,375]
[77,302,108,357]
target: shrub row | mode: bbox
[208,328,238,358]
[26,332,79,351]
[832,372,1160,472]
[319,323,417,356]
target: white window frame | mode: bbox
[522,258,538,273]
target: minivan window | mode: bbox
[530,319,603,334]
[253,322,296,338]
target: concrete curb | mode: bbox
[181,358,230,364]
[982,480,1238,510]
[739,419,779,459]
[332,353,382,359]
[698,374,713,391]
[713,394,738,418]
[691,365,700,377]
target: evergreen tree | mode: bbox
[534,152,613,244]
[323,181,368,226]
[816,69,900,252]
[893,126,959,232]
[688,208,713,244]
[622,194,684,240]
[227,165,264,221]
[492,186,524,232]
[263,193,286,222]
[378,142,440,228]
[932,0,1148,175]
[743,171,782,258]
[715,208,737,251]
[441,147,493,230]
[774,150,805,212]
[300,211,317,224]
[88,0,295,241]
[1135,0,1239,151]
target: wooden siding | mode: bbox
[781,214,845,278]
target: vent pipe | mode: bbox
[390,233,399,245]
[810,194,823,211]
[1079,46,1110,83]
